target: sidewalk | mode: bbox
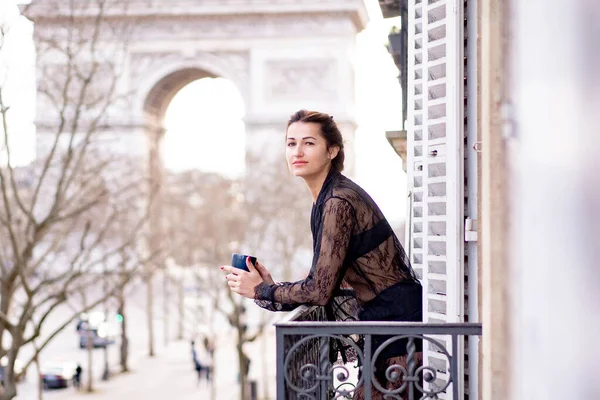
[50,340,225,400]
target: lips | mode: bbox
[293,161,308,166]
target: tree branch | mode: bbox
[0,308,15,331]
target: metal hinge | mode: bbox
[465,218,478,241]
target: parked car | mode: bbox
[0,356,25,385]
[78,326,115,349]
[40,361,77,389]
[76,311,105,332]
[76,311,117,349]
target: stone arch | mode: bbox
[134,53,249,128]
[143,68,215,121]
[31,2,368,174]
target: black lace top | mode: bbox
[254,170,418,313]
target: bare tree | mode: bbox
[162,158,313,400]
[242,157,313,400]
[162,169,262,400]
[163,169,246,332]
[244,155,312,282]
[0,2,152,399]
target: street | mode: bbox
[14,278,154,400]
[11,273,278,400]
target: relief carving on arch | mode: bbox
[132,14,354,41]
[128,51,182,97]
[264,58,338,102]
[210,51,250,93]
[129,52,182,82]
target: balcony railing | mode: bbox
[275,305,482,400]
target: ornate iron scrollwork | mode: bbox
[284,334,364,399]
[283,333,455,399]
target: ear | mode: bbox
[328,145,340,160]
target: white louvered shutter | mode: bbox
[406,0,465,398]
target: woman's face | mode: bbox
[285,122,338,179]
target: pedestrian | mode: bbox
[190,340,197,371]
[74,364,82,390]
[204,364,211,383]
[194,358,205,387]
[202,337,214,384]
[222,110,423,400]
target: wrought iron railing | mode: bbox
[275,306,482,400]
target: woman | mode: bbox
[222,110,422,399]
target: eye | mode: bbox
[287,142,296,147]
[305,142,315,146]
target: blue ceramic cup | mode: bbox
[231,253,257,272]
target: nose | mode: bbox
[293,143,304,157]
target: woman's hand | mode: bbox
[221,257,274,299]
[254,260,275,285]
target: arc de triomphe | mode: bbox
[28,0,368,176]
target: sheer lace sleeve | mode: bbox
[253,298,297,312]
[254,197,355,307]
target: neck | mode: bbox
[303,166,334,202]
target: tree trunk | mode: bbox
[146,270,155,357]
[207,292,216,400]
[0,382,16,400]
[33,342,43,400]
[238,343,247,400]
[0,293,16,400]
[177,273,184,341]
[101,264,110,381]
[0,350,18,400]
[86,328,94,392]
[237,313,251,400]
[147,120,163,357]
[118,298,129,372]
[118,252,129,371]
[102,320,109,381]
[163,270,169,347]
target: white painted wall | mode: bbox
[509,1,600,399]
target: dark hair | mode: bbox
[286,109,345,172]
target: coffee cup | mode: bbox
[231,253,257,272]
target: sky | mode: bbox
[4,0,408,224]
